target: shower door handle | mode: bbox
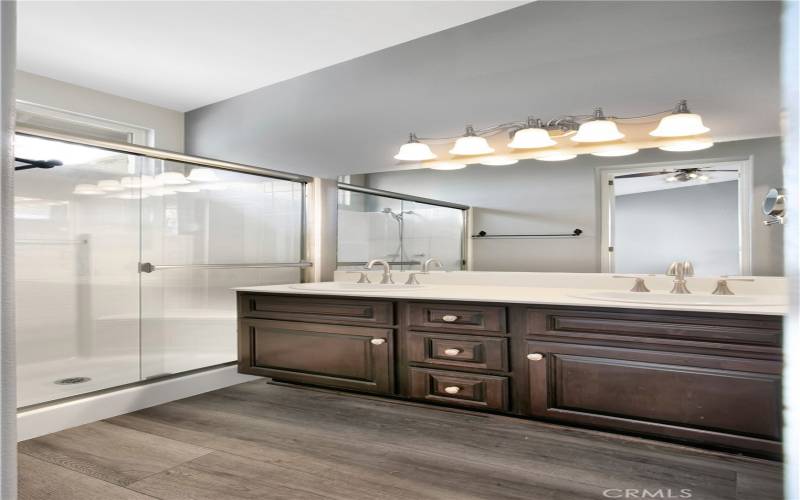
[139,262,156,273]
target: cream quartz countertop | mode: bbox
[234,272,787,316]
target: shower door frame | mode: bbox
[14,126,315,409]
[336,183,470,270]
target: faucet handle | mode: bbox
[613,275,651,293]
[712,277,755,296]
[346,271,370,284]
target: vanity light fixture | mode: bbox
[72,184,105,195]
[96,179,125,192]
[590,144,640,157]
[429,161,467,170]
[187,168,220,182]
[532,150,577,162]
[449,126,495,156]
[650,100,710,137]
[571,108,625,143]
[507,118,556,149]
[155,171,190,185]
[658,136,714,152]
[394,133,437,161]
[479,156,519,166]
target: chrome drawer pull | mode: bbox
[527,353,544,361]
[370,338,386,345]
[443,348,462,356]
[444,386,461,394]
[441,314,459,323]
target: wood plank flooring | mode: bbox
[18,380,783,500]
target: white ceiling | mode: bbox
[17,1,525,112]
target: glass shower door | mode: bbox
[139,162,304,378]
[14,135,142,407]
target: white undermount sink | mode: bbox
[288,282,430,293]
[572,290,786,306]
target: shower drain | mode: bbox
[54,377,91,385]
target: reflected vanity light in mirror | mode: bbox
[479,156,519,166]
[187,167,220,182]
[590,144,640,157]
[97,179,125,192]
[449,126,495,156]
[72,184,105,195]
[112,192,150,200]
[650,100,710,137]
[172,185,202,193]
[155,172,190,185]
[394,133,437,161]
[532,150,577,161]
[147,187,177,197]
[571,108,624,143]
[429,161,467,170]
[658,136,714,152]
[120,175,158,188]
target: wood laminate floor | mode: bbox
[18,380,782,500]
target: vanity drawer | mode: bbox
[239,293,393,326]
[406,332,508,371]
[408,367,509,411]
[526,307,782,348]
[407,303,507,335]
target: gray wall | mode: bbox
[185,1,780,178]
[615,181,739,276]
[365,137,784,276]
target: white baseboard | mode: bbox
[17,365,258,441]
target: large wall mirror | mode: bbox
[337,136,783,277]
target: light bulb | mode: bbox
[187,168,220,182]
[572,108,624,143]
[394,133,437,161]
[156,172,190,185]
[449,126,494,156]
[72,184,105,195]
[532,151,577,162]
[665,176,678,182]
[479,156,518,166]
[658,137,714,152]
[508,119,556,149]
[429,162,467,170]
[699,174,710,181]
[650,100,710,137]
[97,180,125,192]
[590,145,639,157]
[687,172,699,179]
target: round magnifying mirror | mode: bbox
[762,188,785,217]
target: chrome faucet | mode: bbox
[406,258,444,285]
[666,260,694,294]
[366,259,393,284]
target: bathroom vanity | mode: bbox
[236,280,783,459]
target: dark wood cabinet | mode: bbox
[238,292,783,459]
[239,318,393,394]
[525,341,781,457]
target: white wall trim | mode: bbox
[17,365,258,441]
[597,157,753,275]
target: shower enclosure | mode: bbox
[14,129,310,408]
[337,184,468,271]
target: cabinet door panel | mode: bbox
[240,319,393,394]
[526,341,781,457]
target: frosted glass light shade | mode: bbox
[532,151,577,162]
[156,172,190,185]
[572,119,624,143]
[394,135,437,161]
[97,179,125,192]
[120,175,158,188]
[429,162,467,170]
[650,113,709,137]
[449,135,494,156]
[479,156,519,166]
[658,137,714,152]
[590,145,639,157]
[187,168,220,182]
[72,184,105,195]
[508,127,556,149]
